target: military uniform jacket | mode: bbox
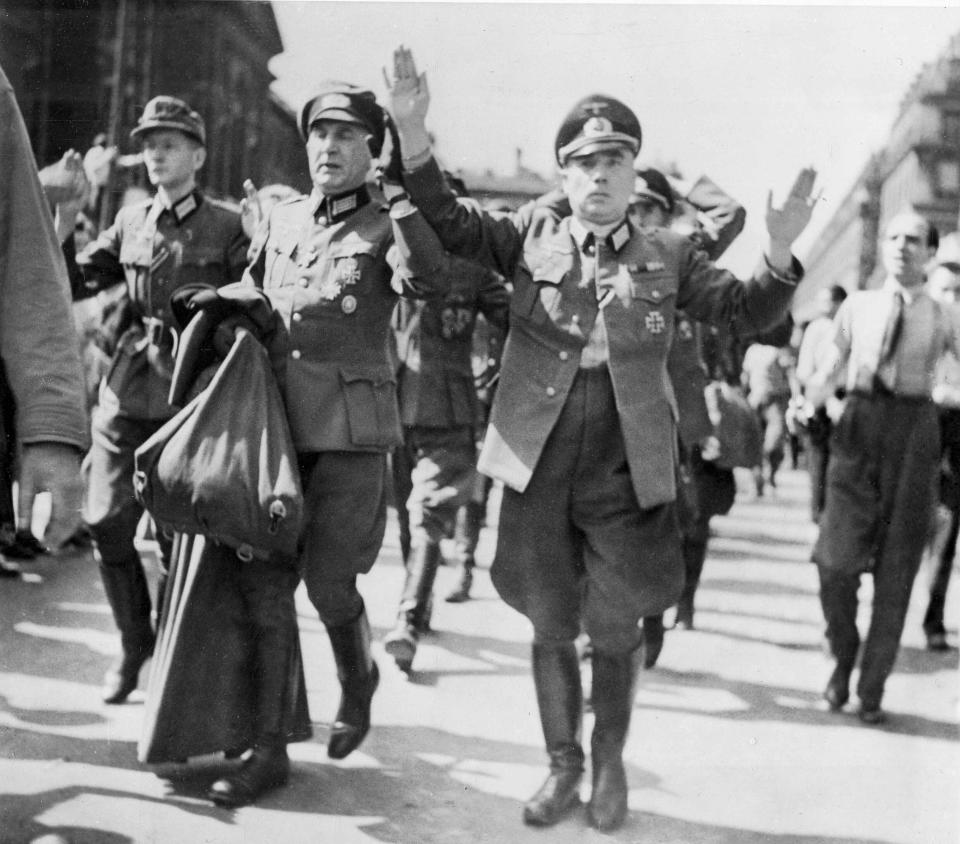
[74,190,248,420]
[392,213,510,428]
[405,157,799,508]
[242,190,449,453]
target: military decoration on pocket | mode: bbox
[645,311,666,334]
[319,256,362,302]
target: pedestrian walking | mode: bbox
[67,96,249,704]
[383,208,510,672]
[809,209,951,724]
[387,45,815,832]
[216,81,453,783]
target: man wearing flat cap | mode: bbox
[388,46,816,832]
[219,79,451,801]
[67,95,248,707]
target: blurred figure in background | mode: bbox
[922,233,960,652]
[741,338,794,495]
[794,284,848,523]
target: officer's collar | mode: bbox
[152,189,203,225]
[311,185,371,225]
[569,216,632,254]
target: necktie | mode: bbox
[874,290,904,393]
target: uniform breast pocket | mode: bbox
[330,242,377,290]
[629,276,677,344]
[339,364,399,447]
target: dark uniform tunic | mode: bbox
[405,157,799,653]
[74,190,248,563]
[391,247,509,551]
[240,186,447,625]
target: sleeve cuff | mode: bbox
[764,254,803,285]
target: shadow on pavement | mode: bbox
[0,789,135,844]
[650,667,959,741]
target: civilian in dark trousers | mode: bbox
[810,210,952,724]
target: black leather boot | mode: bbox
[675,535,707,630]
[384,542,442,672]
[522,642,584,827]
[447,501,481,603]
[327,607,379,759]
[99,559,156,704]
[587,647,640,832]
[210,581,297,807]
[641,615,664,669]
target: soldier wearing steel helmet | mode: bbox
[387,45,816,832]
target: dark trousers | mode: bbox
[297,450,388,627]
[391,425,477,554]
[491,367,683,655]
[813,393,939,706]
[83,408,174,574]
[922,407,960,636]
[803,408,833,524]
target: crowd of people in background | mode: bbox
[1,43,957,832]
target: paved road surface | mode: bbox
[1,467,957,843]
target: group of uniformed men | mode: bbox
[49,45,822,828]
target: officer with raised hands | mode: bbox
[387,45,816,833]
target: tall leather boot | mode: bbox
[384,542,442,672]
[587,647,640,832]
[523,642,584,827]
[446,500,482,603]
[99,558,156,704]
[326,606,380,759]
[641,615,664,669]
[210,574,297,807]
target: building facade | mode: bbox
[0,0,308,226]
[796,31,960,320]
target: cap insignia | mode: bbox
[583,116,613,137]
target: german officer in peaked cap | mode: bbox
[67,94,248,707]
[388,45,817,832]
[204,79,452,804]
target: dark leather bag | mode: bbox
[134,326,303,562]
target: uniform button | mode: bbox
[651,290,661,300]
[299,277,309,287]
[559,350,569,361]
[292,312,303,323]
[571,314,580,324]
[291,349,302,360]
[546,386,556,397]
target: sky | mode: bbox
[268,2,960,274]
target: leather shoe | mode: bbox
[209,745,289,807]
[587,760,628,832]
[522,769,582,826]
[926,632,951,651]
[857,706,886,725]
[102,640,155,704]
[328,661,379,759]
[822,665,850,711]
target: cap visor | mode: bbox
[308,109,367,129]
[560,134,639,163]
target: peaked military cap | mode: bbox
[131,96,206,145]
[555,94,641,165]
[633,168,674,214]
[299,81,386,155]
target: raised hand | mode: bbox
[766,167,818,248]
[240,179,262,239]
[384,45,430,134]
